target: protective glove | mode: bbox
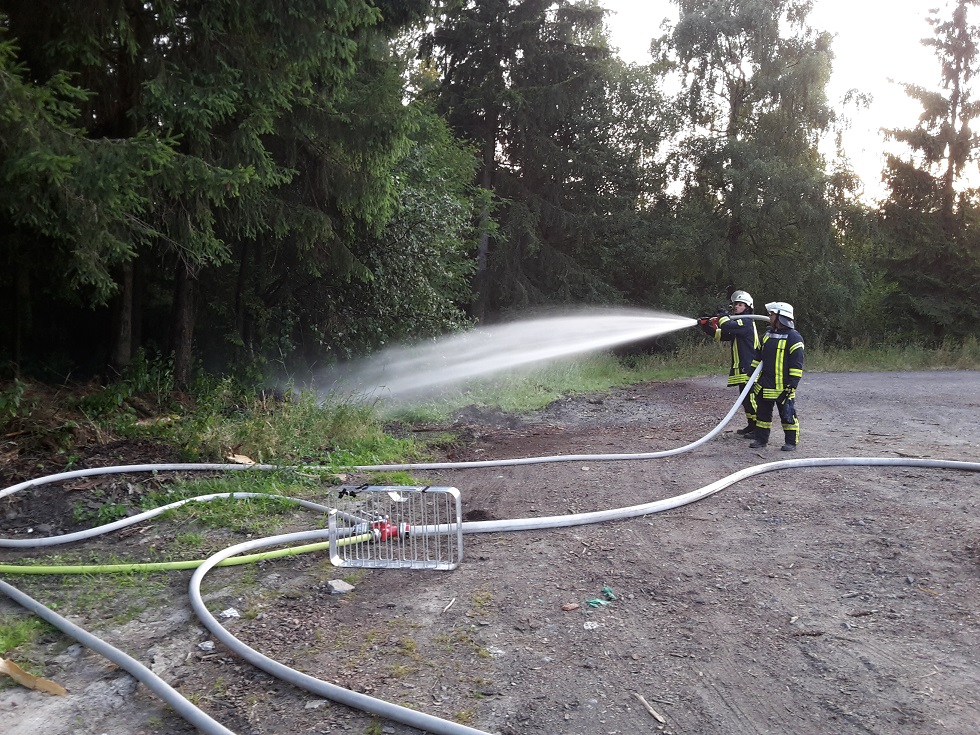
[697,317,716,335]
[777,387,795,404]
[716,306,729,317]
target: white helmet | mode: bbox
[765,301,795,328]
[730,290,753,309]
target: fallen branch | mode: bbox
[633,693,666,724]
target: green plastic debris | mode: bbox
[585,585,618,608]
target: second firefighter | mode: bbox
[750,302,804,451]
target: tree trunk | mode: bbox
[132,257,143,353]
[472,138,496,323]
[13,263,30,377]
[171,261,196,387]
[940,56,961,233]
[726,208,744,250]
[110,261,134,373]
[234,240,251,358]
[106,0,148,375]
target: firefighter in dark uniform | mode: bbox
[698,290,761,436]
[749,302,804,451]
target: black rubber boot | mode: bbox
[781,431,798,452]
[736,423,756,436]
[749,428,770,449]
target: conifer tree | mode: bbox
[878,0,980,339]
[427,0,660,319]
[0,1,440,381]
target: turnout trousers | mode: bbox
[754,395,799,446]
[734,384,758,427]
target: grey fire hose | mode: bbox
[0,578,237,735]
[356,363,764,470]
[187,531,491,735]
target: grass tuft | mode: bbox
[808,335,980,372]
[0,614,52,655]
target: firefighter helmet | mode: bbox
[765,301,795,328]
[730,290,753,309]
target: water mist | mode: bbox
[317,308,696,403]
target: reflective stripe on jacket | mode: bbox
[751,327,804,399]
[715,315,761,386]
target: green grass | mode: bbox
[15,572,173,625]
[140,471,322,535]
[56,336,980,473]
[7,565,220,636]
[0,614,56,691]
[124,386,424,466]
[227,394,418,464]
[71,488,130,525]
[365,470,424,486]
[174,530,206,550]
[807,335,980,372]
[0,614,52,655]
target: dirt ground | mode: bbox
[1,370,979,735]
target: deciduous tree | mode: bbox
[653,0,862,336]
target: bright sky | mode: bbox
[601,0,956,202]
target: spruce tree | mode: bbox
[878,0,980,340]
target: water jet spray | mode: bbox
[317,308,696,402]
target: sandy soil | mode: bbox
[1,370,979,735]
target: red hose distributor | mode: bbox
[370,519,410,542]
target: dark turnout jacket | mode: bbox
[714,314,761,386]
[751,326,804,399]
